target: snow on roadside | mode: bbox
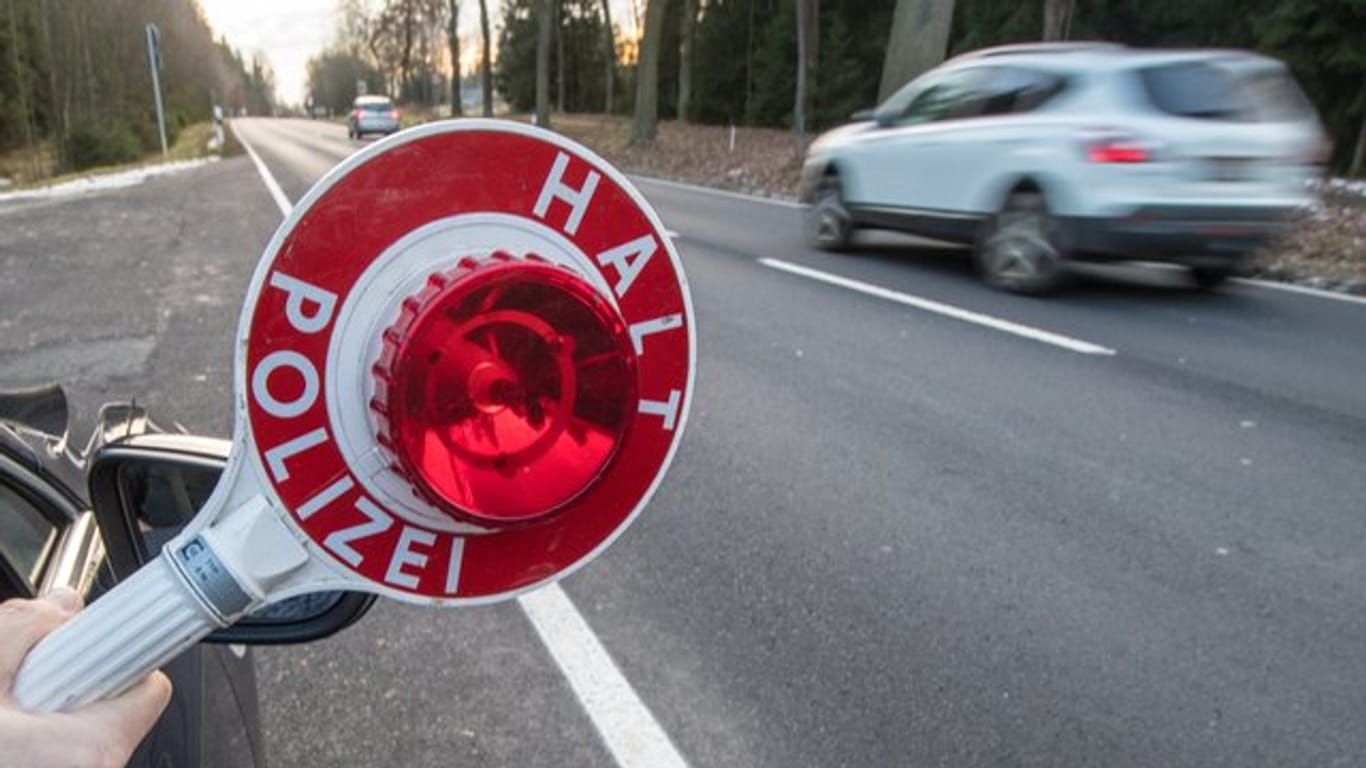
[0,157,218,204]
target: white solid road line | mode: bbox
[520,585,689,768]
[631,174,803,209]
[759,257,1117,356]
[635,176,1366,311]
[236,124,690,768]
[1231,277,1366,307]
[233,123,294,216]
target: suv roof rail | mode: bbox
[961,41,1125,59]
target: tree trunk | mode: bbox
[536,0,552,127]
[555,0,565,113]
[632,0,668,143]
[401,0,415,99]
[794,0,808,137]
[877,0,956,102]
[448,0,463,115]
[677,0,694,122]
[479,0,493,116]
[744,0,755,120]
[601,0,615,114]
[1351,110,1366,178]
[1042,0,1075,42]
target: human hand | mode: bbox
[0,589,172,768]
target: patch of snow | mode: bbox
[0,157,218,204]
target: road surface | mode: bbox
[2,116,1364,767]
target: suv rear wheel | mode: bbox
[1190,267,1232,290]
[976,190,1063,294]
[804,174,854,251]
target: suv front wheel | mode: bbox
[804,174,854,252]
[976,190,1063,294]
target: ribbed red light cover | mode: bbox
[371,254,637,527]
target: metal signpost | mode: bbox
[11,121,696,712]
[145,23,168,157]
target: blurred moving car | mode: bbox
[800,43,1329,293]
[347,95,400,139]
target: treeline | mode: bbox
[491,0,1364,173]
[307,0,485,117]
[0,0,273,174]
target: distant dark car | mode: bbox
[0,385,373,766]
[348,95,401,139]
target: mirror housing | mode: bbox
[850,108,876,123]
[88,434,375,645]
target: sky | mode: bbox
[198,0,642,107]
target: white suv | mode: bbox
[800,43,1327,293]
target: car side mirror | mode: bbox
[87,435,375,645]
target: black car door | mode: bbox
[0,438,261,768]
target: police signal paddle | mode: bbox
[13,120,695,712]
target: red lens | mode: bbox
[372,256,637,527]
[1087,141,1149,164]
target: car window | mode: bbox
[896,69,986,125]
[1137,61,1249,119]
[978,68,1069,116]
[360,101,393,112]
[0,482,59,598]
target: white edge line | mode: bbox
[759,257,1116,356]
[521,584,689,768]
[630,174,802,209]
[236,119,689,768]
[231,121,293,217]
[1232,277,1366,307]
[631,173,1366,312]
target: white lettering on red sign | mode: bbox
[385,526,436,589]
[596,234,657,298]
[629,314,683,355]
[324,497,394,566]
[251,351,319,419]
[268,272,338,334]
[445,537,465,594]
[638,389,683,431]
[263,427,329,482]
[296,475,354,521]
[534,152,600,236]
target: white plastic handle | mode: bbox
[13,554,221,712]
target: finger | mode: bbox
[44,586,83,614]
[68,671,173,761]
[0,598,71,692]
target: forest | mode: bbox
[0,0,274,175]
[4,0,1364,176]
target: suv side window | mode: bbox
[978,68,1069,116]
[0,482,60,600]
[896,69,988,125]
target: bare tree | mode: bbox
[632,0,668,143]
[478,0,493,116]
[555,0,565,113]
[1042,0,1075,41]
[601,0,615,114]
[794,0,809,137]
[877,0,956,102]
[677,0,695,122]
[536,0,552,127]
[447,0,463,115]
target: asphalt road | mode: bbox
[4,116,1366,767]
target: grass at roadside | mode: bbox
[0,121,235,191]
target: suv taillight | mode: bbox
[1086,138,1151,163]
